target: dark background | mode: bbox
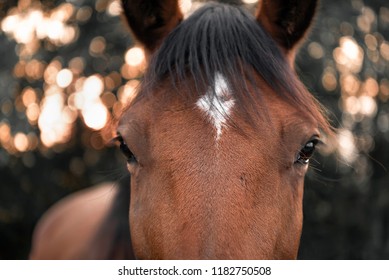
[0,0,389,259]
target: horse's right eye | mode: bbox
[114,135,137,163]
[295,138,320,165]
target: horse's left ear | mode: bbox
[257,0,318,61]
[121,0,183,54]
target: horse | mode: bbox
[30,0,332,259]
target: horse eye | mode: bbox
[114,135,137,163]
[295,139,319,165]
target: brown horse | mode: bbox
[30,0,331,259]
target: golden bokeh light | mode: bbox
[107,0,122,17]
[82,102,109,130]
[1,14,19,34]
[76,6,93,22]
[337,129,357,164]
[25,60,45,80]
[13,61,26,79]
[344,96,360,115]
[26,103,40,125]
[38,91,72,147]
[104,76,116,91]
[1,3,78,48]
[334,36,364,73]
[83,75,104,98]
[180,0,193,14]
[358,96,377,117]
[125,47,145,67]
[341,74,360,96]
[21,88,37,107]
[14,133,29,153]
[241,0,259,4]
[364,34,378,51]
[0,122,11,144]
[56,69,73,88]
[308,42,325,59]
[322,70,337,91]
[62,107,78,124]
[121,63,142,80]
[101,92,117,108]
[65,75,111,131]
[27,132,39,151]
[51,3,74,22]
[46,20,65,41]
[89,36,106,56]
[379,79,389,102]
[380,41,389,61]
[363,78,379,97]
[69,57,85,75]
[118,80,139,104]
[357,7,376,33]
[44,61,62,85]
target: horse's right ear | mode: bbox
[121,0,183,54]
[256,0,318,62]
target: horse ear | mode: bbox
[257,0,318,60]
[121,0,183,53]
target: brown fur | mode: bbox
[30,183,117,259]
[117,0,328,259]
[31,0,330,260]
[118,74,321,259]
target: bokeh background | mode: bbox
[0,0,388,259]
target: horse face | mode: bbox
[118,0,326,259]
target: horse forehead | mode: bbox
[121,73,309,147]
[196,73,235,141]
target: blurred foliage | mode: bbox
[297,0,389,259]
[0,0,388,259]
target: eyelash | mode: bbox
[113,135,137,163]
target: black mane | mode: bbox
[140,2,328,129]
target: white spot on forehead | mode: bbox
[196,72,235,141]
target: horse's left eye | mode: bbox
[295,139,319,165]
[114,135,137,163]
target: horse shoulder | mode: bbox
[29,182,117,259]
